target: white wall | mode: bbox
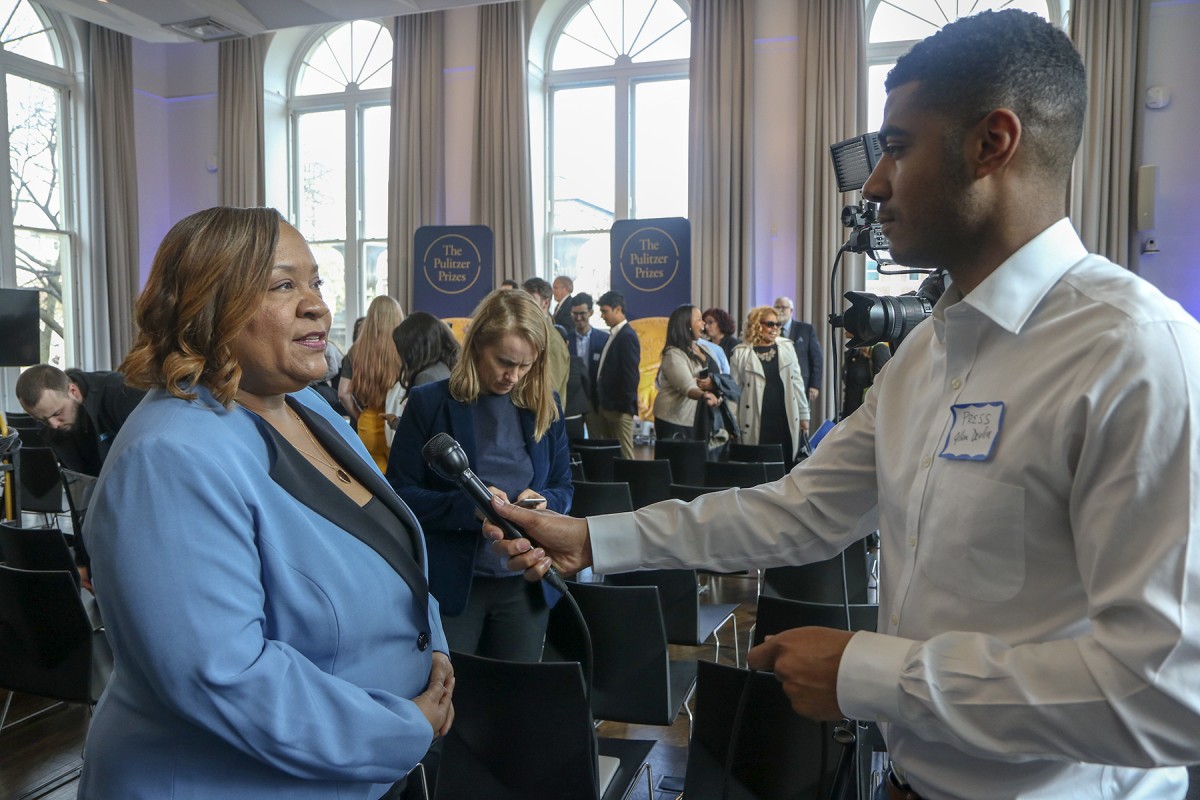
[131,39,219,285]
[1134,0,1200,317]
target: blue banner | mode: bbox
[609,217,691,318]
[413,225,494,316]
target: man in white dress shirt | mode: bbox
[489,10,1200,800]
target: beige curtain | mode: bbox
[88,24,140,367]
[1069,0,1140,267]
[218,35,270,207]
[794,0,865,422]
[688,0,753,322]
[388,12,445,311]
[473,1,535,285]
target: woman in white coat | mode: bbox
[730,305,809,467]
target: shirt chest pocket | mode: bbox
[919,469,1026,602]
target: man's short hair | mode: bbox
[886,9,1086,182]
[553,275,574,292]
[571,292,594,312]
[597,291,625,313]
[500,278,520,290]
[15,364,70,410]
[522,277,553,303]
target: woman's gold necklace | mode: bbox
[236,400,353,485]
[288,411,353,484]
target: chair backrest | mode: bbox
[668,483,720,502]
[571,437,620,450]
[760,540,871,605]
[59,468,97,534]
[704,460,768,488]
[728,442,785,463]
[683,660,839,800]
[3,411,36,428]
[0,565,94,704]
[436,650,602,800]
[604,568,699,645]
[569,480,633,518]
[0,522,78,588]
[543,580,689,727]
[611,458,673,508]
[14,426,45,446]
[16,446,65,514]
[574,444,622,482]
[752,596,879,647]
[653,438,707,485]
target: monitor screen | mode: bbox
[0,288,41,366]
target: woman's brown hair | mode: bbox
[120,207,283,406]
[347,295,405,410]
[449,289,558,440]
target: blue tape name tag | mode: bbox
[939,401,1005,461]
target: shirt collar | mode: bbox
[955,218,1089,334]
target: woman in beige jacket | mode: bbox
[730,305,809,467]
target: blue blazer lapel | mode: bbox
[285,402,431,615]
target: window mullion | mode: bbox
[614,73,630,221]
[343,102,359,323]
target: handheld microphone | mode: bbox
[421,432,568,594]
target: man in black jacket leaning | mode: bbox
[16,364,145,476]
[593,291,640,459]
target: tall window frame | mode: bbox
[287,19,392,348]
[861,0,1068,295]
[0,0,78,369]
[543,0,691,299]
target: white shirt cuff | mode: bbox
[837,630,916,725]
[587,512,642,573]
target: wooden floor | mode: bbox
[0,573,759,800]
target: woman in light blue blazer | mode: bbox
[79,207,453,799]
[388,290,571,662]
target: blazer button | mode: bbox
[417,632,430,651]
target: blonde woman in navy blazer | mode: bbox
[79,207,452,799]
[388,290,572,662]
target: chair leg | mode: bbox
[0,690,11,730]
[617,761,653,800]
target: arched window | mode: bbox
[862,0,1067,294]
[289,20,392,346]
[544,0,689,297]
[1,0,76,367]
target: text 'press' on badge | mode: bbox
[939,401,1005,461]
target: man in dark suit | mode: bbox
[594,291,641,459]
[551,275,575,332]
[774,296,824,410]
[567,292,609,438]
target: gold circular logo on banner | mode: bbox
[422,234,484,295]
[618,226,680,292]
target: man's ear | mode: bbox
[972,108,1021,179]
[67,382,84,402]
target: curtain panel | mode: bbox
[1069,0,1141,267]
[473,1,535,286]
[218,35,270,208]
[688,0,754,327]
[794,0,865,423]
[388,11,446,311]
[88,24,140,367]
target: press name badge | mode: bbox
[940,401,1004,461]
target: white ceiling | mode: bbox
[36,0,491,43]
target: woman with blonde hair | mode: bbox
[730,304,810,468]
[342,295,404,469]
[388,289,571,660]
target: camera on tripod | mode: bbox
[827,132,941,349]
